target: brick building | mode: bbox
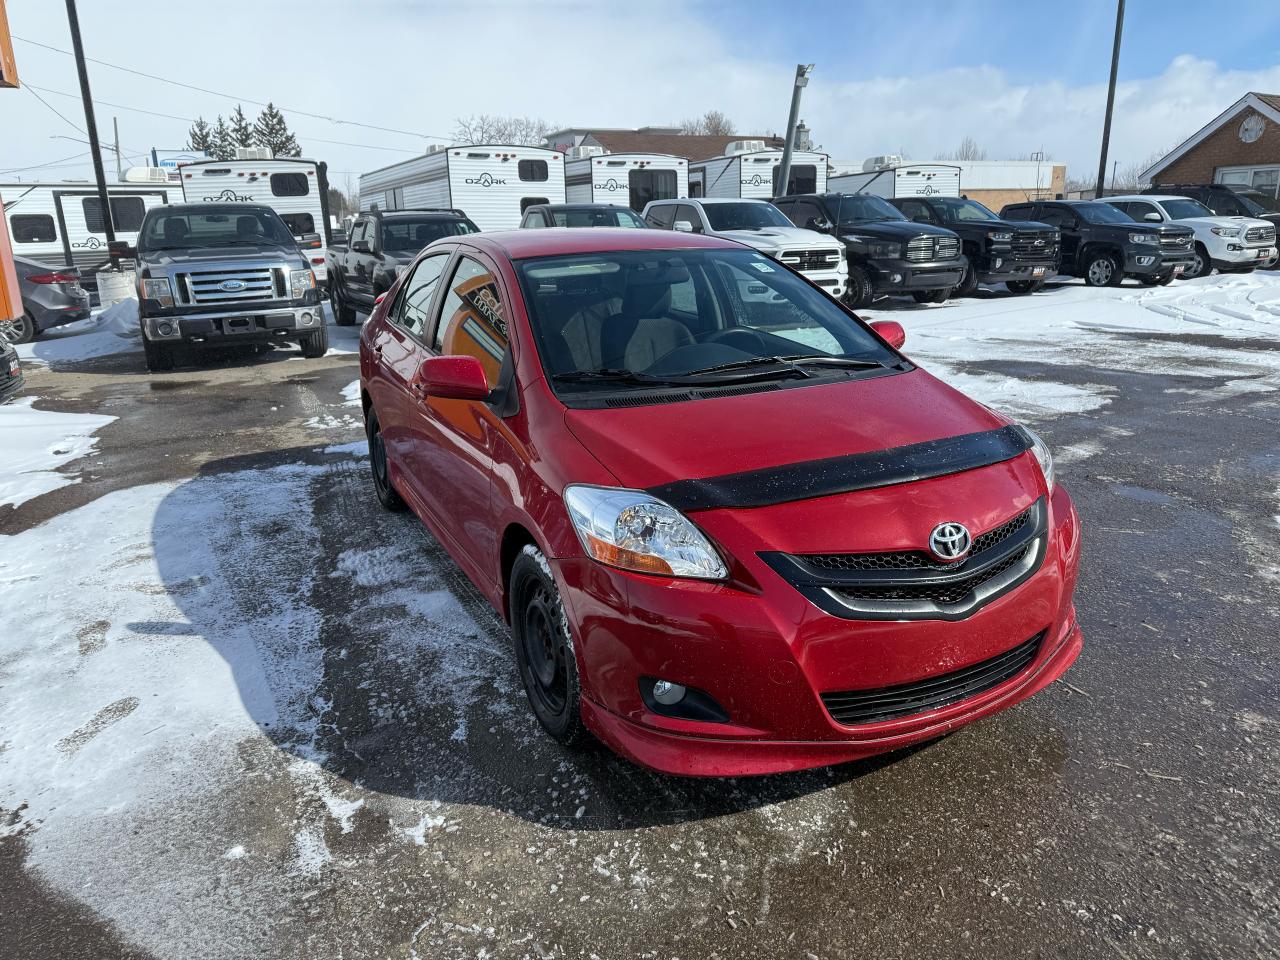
[1143,92,1280,199]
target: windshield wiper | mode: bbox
[553,364,810,387]
[682,355,887,377]
[553,369,694,387]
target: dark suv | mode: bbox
[773,193,965,307]
[1000,200,1194,287]
[888,196,1058,296]
[328,208,478,324]
[1147,183,1280,231]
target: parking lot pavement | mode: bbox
[2,276,1278,960]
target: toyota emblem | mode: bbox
[928,522,972,562]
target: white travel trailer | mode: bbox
[179,154,333,284]
[829,162,962,200]
[359,145,566,231]
[563,151,687,211]
[0,177,178,283]
[688,143,828,200]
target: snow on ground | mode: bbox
[341,379,360,406]
[15,299,143,366]
[884,272,1280,421]
[0,397,116,509]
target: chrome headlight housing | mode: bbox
[1129,232,1159,245]
[290,268,316,299]
[1018,426,1056,491]
[990,231,1013,242]
[564,485,727,580]
[1210,226,1241,237]
[141,277,174,307]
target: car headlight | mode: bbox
[1129,233,1158,245]
[290,269,316,299]
[991,231,1013,242]
[1210,226,1241,237]
[564,485,727,580]
[141,277,174,307]
[1017,426,1056,491]
[842,235,902,258]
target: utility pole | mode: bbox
[1110,159,1118,192]
[113,115,122,181]
[64,0,115,247]
[1094,0,1125,200]
[776,64,813,199]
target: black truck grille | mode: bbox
[760,499,1046,621]
[820,631,1045,726]
[906,235,961,263]
[1245,224,1275,245]
[1010,231,1058,262]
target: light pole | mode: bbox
[64,0,115,249]
[776,64,813,199]
[1094,0,1125,200]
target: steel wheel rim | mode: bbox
[0,316,27,343]
[1088,258,1112,284]
[522,584,568,717]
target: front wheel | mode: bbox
[1005,278,1045,294]
[1139,272,1175,287]
[0,312,36,345]
[365,408,405,512]
[511,547,589,747]
[1185,244,1212,279]
[912,288,950,304]
[299,324,329,358]
[142,334,175,372]
[1084,251,1122,287]
[843,266,873,310]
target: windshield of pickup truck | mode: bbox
[552,208,647,228]
[381,217,477,252]
[831,195,907,226]
[1075,203,1134,225]
[702,202,793,231]
[933,197,1000,221]
[516,247,897,397]
[139,208,296,252]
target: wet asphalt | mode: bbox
[2,299,1277,960]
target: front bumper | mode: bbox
[865,256,966,293]
[1212,244,1277,269]
[555,476,1083,777]
[141,304,323,345]
[1125,249,1194,277]
[976,255,1056,284]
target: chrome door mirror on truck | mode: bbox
[673,220,695,233]
[351,239,372,254]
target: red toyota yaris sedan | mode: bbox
[358,228,1082,777]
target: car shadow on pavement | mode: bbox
[150,445,936,831]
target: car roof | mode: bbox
[150,202,275,215]
[367,208,468,219]
[1108,194,1192,202]
[648,197,767,205]
[529,204,632,212]
[449,227,745,259]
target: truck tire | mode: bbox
[142,334,175,372]
[1005,278,1045,294]
[843,266,873,309]
[331,283,357,326]
[952,258,979,298]
[912,288,950,304]
[1186,243,1212,279]
[1139,273,1175,287]
[300,324,330,359]
[1084,250,1122,287]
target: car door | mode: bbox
[348,219,375,304]
[410,252,512,577]
[368,250,453,509]
[673,203,705,234]
[1125,200,1163,223]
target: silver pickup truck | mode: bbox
[124,202,327,371]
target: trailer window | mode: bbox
[280,212,316,236]
[270,173,310,197]
[519,160,549,183]
[628,169,677,212]
[82,196,146,233]
[10,214,56,243]
[773,164,817,196]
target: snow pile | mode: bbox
[0,397,116,508]
[16,299,142,366]
[341,379,361,406]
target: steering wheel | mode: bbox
[704,328,768,352]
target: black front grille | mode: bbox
[831,544,1031,605]
[821,631,1044,725]
[804,508,1030,573]
[1010,231,1058,262]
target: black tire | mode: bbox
[0,312,36,345]
[299,323,329,359]
[1006,278,1045,294]
[365,408,406,512]
[142,334,175,372]
[1139,272,1175,287]
[843,266,873,309]
[1186,243,1212,279]
[1083,250,1123,287]
[952,257,979,298]
[331,281,357,326]
[912,288,950,304]
[511,547,589,747]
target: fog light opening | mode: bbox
[157,322,174,337]
[889,272,903,284]
[652,680,686,705]
[300,311,315,326]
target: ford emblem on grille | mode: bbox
[929,522,972,562]
[220,279,246,292]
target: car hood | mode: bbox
[141,246,305,268]
[562,368,1009,494]
[839,219,954,241]
[717,227,838,250]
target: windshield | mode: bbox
[1236,190,1278,215]
[702,202,793,231]
[552,208,647,228]
[382,217,477,252]
[515,248,898,396]
[829,194,907,226]
[139,208,295,251]
[933,197,1000,221]
[1077,203,1134,225]
[1161,198,1214,219]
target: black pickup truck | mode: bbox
[327,208,478,324]
[127,202,326,372]
[773,193,965,306]
[888,196,1058,295]
[1000,199,1195,286]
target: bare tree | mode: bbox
[452,115,557,146]
[679,110,736,136]
[936,136,988,162]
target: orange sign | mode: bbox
[0,0,18,89]
[0,195,22,323]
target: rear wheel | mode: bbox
[142,334,175,372]
[1185,243,1212,279]
[511,547,588,747]
[843,266,873,309]
[1084,251,1122,287]
[331,282,357,326]
[911,288,950,304]
[1006,278,1045,294]
[299,324,329,358]
[365,408,405,512]
[0,312,35,345]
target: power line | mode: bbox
[0,148,91,174]
[14,35,454,143]
[25,83,86,135]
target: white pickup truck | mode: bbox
[1105,195,1277,278]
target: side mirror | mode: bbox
[912,216,931,224]
[1143,211,1162,222]
[299,232,323,249]
[673,220,695,233]
[413,355,490,401]
[107,239,136,260]
[870,320,906,350]
[352,239,371,254]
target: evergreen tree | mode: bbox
[211,117,237,161]
[230,104,254,148]
[252,103,300,158]
[186,117,213,155]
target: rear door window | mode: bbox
[393,253,449,338]
[11,214,56,243]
